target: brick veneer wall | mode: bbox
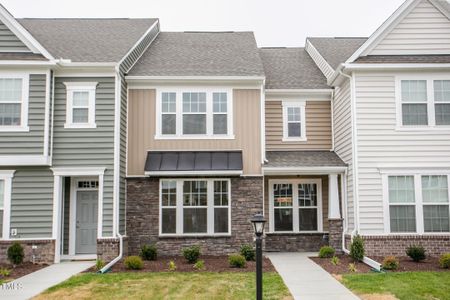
[97,237,129,262]
[126,177,264,256]
[265,233,328,252]
[0,240,55,264]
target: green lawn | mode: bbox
[35,272,292,300]
[342,271,450,300]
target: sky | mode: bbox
[2,0,405,47]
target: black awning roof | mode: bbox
[145,151,243,176]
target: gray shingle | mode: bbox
[0,53,46,60]
[265,151,346,168]
[18,18,158,62]
[259,47,328,90]
[355,55,450,64]
[308,37,367,70]
[128,32,265,77]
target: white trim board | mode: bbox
[0,155,50,166]
[0,170,15,240]
[145,170,243,177]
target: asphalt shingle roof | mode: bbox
[259,47,328,90]
[307,37,367,70]
[265,151,347,168]
[18,18,158,62]
[128,32,265,77]
[355,55,450,64]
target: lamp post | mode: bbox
[251,212,266,300]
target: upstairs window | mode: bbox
[398,77,450,128]
[157,89,232,138]
[282,101,306,141]
[0,75,29,131]
[64,82,97,129]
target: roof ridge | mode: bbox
[18,18,157,20]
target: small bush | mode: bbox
[182,245,201,264]
[350,235,365,262]
[439,253,450,269]
[348,263,357,273]
[331,256,340,266]
[406,245,426,262]
[168,260,177,271]
[0,268,11,277]
[240,244,256,261]
[124,256,143,270]
[140,244,157,261]
[193,260,205,270]
[382,256,399,270]
[95,259,105,271]
[319,246,335,258]
[229,254,246,268]
[7,242,24,265]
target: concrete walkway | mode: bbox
[0,261,95,300]
[267,252,360,300]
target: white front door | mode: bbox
[74,180,98,255]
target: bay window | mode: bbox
[160,179,231,235]
[270,179,322,233]
[0,75,29,130]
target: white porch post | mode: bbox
[328,173,341,219]
[52,175,62,263]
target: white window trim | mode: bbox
[382,171,450,235]
[159,178,231,237]
[155,88,234,139]
[282,100,307,142]
[396,74,450,131]
[64,82,98,129]
[0,170,15,240]
[268,179,323,234]
[0,73,29,132]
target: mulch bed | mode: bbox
[310,255,372,274]
[87,256,275,273]
[0,262,48,281]
[372,256,449,272]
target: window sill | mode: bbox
[154,134,235,140]
[159,234,231,238]
[282,137,307,142]
[0,126,29,132]
[64,123,97,129]
[266,231,327,236]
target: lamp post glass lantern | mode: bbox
[251,213,266,300]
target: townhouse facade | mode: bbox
[0,0,449,264]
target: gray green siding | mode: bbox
[7,168,54,239]
[53,77,115,237]
[0,20,30,52]
[0,74,47,155]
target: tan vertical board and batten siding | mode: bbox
[0,74,46,155]
[265,101,332,151]
[127,89,262,176]
[53,77,115,236]
[305,40,335,79]
[118,22,159,235]
[354,71,450,234]
[370,0,450,55]
[333,79,355,232]
[0,20,30,52]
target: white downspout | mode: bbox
[99,233,123,273]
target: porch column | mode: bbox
[328,173,343,252]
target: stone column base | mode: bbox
[328,219,344,253]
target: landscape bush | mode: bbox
[7,242,24,265]
[140,244,157,261]
[439,253,450,269]
[124,256,144,270]
[406,245,426,262]
[240,244,256,261]
[319,246,335,258]
[229,254,246,268]
[382,256,399,270]
[182,245,201,264]
[350,235,365,262]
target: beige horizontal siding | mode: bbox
[127,89,262,176]
[265,100,332,151]
[371,0,450,55]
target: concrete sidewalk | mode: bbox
[267,252,360,300]
[0,261,95,300]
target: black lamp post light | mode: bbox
[251,212,266,300]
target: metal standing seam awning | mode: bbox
[144,151,243,176]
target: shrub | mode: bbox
[193,260,205,270]
[124,256,143,270]
[331,256,340,266]
[0,268,11,277]
[319,246,335,258]
[140,244,157,261]
[182,245,201,264]
[350,235,365,262]
[7,242,24,265]
[406,245,426,262]
[95,259,105,271]
[382,256,399,270]
[439,253,450,269]
[229,254,246,268]
[348,263,357,273]
[168,260,177,271]
[240,244,256,261]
